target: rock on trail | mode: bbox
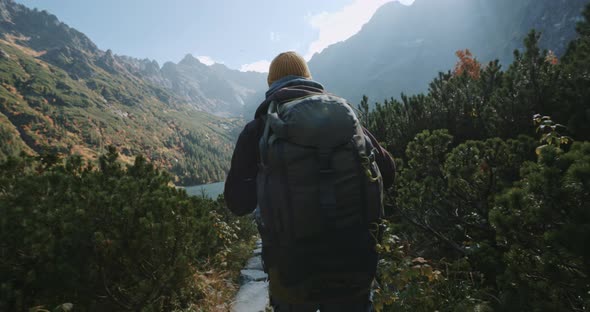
[232,239,269,312]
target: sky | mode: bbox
[15,0,415,72]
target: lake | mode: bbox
[183,181,225,199]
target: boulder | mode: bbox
[245,256,264,271]
[240,269,268,285]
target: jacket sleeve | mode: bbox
[224,120,262,216]
[363,128,396,190]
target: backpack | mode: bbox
[257,93,384,303]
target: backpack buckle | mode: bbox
[362,149,379,182]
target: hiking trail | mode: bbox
[231,239,269,312]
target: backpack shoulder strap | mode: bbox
[259,100,277,168]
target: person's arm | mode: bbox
[363,128,395,190]
[224,119,262,216]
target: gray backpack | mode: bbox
[257,93,384,302]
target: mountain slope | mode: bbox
[309,0,589,105]
[0,0,242,185]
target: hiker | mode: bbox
[225,51,395,312]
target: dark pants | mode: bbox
[271,302,373,312]
[270,294,373,312]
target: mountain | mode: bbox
[309,0,589,105]
[0,0,249,185]
[157,55,266,117]
[0,0,266,117]
[118,54,266,117]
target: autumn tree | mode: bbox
[453,49,481,79]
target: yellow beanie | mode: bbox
[267,51,312,86]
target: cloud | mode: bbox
[240,60,271,73]
[196,55,216,65]
[305,0,414,60]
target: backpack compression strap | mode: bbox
[318,147,337,225]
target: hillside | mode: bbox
[309,0,589,105]
[0,0,244,185]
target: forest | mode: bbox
[363,5,590,311]
[1,3,589,312]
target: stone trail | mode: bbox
[231,240,269,312]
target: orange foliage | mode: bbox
[454,49,481,79]
[44,115,54,127]
[546,50,559,65]
[4,84,17,94]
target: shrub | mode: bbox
[0,148,251,311]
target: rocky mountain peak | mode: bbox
[0,0,14,22]
[0,0,97,53]
[143,58,161,74]
[96,49,124,74]
[0,0,268,117]
[179,53,205,67]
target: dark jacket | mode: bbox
[224,77,395,216]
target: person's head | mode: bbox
[267,51,311,87]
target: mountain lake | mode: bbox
[182,181,225,199]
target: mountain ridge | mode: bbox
[0,0,266,117]
[0,0,251,185]
[309,0,589,105]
